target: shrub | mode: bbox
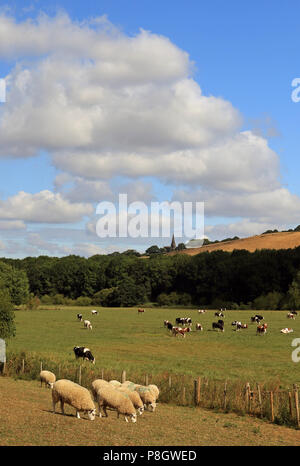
[75,296,92,306]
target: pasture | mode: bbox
[7,306,300,387]
[1,377,300,446]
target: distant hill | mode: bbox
[168,231,300,256]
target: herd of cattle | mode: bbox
[163,310,298,337]
[71,307,299,364]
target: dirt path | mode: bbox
[0,377,299,446]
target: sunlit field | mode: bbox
[7,306,300,387]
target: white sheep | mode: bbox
[91,379,110,401]
[121,380,138,390]
[109,380,122,387]
[148,384,159,400]
[84,320,92,330]
[40,370,56,388]
[52,379,96,420]
[116,386,144,415]
[93,384,137,423]
[134,385,157,412]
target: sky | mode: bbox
[0,0,300,258]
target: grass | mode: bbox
[1,377,300,446]
[6,306,300,388]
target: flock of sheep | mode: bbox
[40,370,159,423]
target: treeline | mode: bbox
[2,247,300,309]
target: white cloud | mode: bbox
[0,190,93,223]
[0,11,298,244]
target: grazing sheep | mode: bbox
[148,384,159,400]
[109,380,122,388]
[121,380,138,390]
[134,385,157,412]
[116,386,144,415]
[84,320,92,330]
[94,384,137,423]
[52,379,96,420]
[91,310,98,315]
[91,379,110,401]
[40,370,56,388]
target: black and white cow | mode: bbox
[73,346,95,364]
[212,322,224,332]
[215,311,224,318]
[77,314,83,321]
[91,310,98,315]
[176,317,192,326]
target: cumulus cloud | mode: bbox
[0,190,93,223]
[0,10,298,245]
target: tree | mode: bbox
[0,261,29,305]
[286,271,300,309]
[0,288,16,339]
[145,245,161,255]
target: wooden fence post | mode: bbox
[288,391,293,419]
[40,361,43,372]
[257,384,263,418]
[101,368,104,380]
[182,386,186,405]
[22,359,25,374]
[78,365,82,385]
[194,377,201,406]
[224,380,227,410]
[121,370,126,383]
[145,374,149,386]
[270,391,274,423]
[245,382,250,412]
[168,375,172,388]
[293,384,300,428]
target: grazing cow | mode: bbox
[173,327,191,338]
[198,309,206,314]
[287,312,296,320]
[196,323,203,331]
[212,322,224,332]
[256,323,267,335]
[84,320,92,330]
[291,311,298,315]
[255,314,264,320]
[77,313,83,321]
[73,346,95,364]
[164,320,173,332]
[281,328,294,334]
[215,312,224,318]
[251,315,263,323]
[236,322,248,331]
[217,319,224,326]
[176,317,192,327]
[167,322,173,331]
[138,308,145,314]
[91,310,98,315]
[231,320,240,326]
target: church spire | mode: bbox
[171,233,176,250]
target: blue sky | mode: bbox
[0,0,300,257]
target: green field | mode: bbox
[6,306,300,387]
